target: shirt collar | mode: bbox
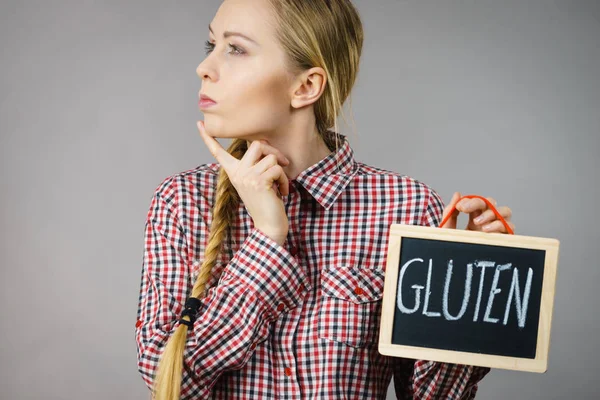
[293,131,360,210]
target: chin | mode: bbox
[201,116,232,139]
[203,118,267,142]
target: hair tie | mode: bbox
[178,297,202,329]
[438,194,514,234]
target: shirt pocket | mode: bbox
[317,265,385,348]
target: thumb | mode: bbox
[440,191,462,229]
[197,120,237,174]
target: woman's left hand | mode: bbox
[440,192,515,233]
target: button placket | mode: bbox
[273,304,302,398]
[276,179,302,397]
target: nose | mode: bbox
[196,57,216,81]
[196,62,207,80]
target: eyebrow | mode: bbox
[208,24,259,45]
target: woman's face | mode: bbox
[196,0,297,140]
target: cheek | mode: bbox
[226,73,289,131]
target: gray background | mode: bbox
[1,0,598,399]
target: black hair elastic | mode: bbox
[178,297,202,329]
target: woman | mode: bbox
[134,0,514,399]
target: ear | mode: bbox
[290,67,327,109]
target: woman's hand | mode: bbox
[440,192,514,233]
[197,120,291,245]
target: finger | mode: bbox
[482,219,507,233]
[441,192,461,228]
[253,154,290,193]
[241,140,290,170]
[486,196,497,207]
[272,181,289,196]
[252,153,278,171]
[262,164,289,196]
[442,192,461,217]
[456,197,487,213]
[500,206,512,220]
[473,209,495,225]
[475,206,512,225]
[197,120,239,173]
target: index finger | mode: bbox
[441,192,461,219]
[197,121,238,173]
[457,197,487,213]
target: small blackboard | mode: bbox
[378,224,559,373]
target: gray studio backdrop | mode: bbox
[1,1,598,399]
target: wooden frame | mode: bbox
[378,224,559,373]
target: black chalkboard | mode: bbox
[378,224,559,373]
[392,237,545,358]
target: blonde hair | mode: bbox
[151,1,363,398]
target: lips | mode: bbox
[199,94,216,103]
[199,93,217,110]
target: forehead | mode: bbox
[211,0,274,44]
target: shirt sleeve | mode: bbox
[392,187,491,399]
[135,189,312,399]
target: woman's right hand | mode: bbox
[197,120,291,246]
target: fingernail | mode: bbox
[474,216,483,223]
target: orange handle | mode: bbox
[438,194,514,235]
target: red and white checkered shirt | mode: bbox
[135,132,491,399]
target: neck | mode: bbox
[247,121,336,180]
[265,131,334,180]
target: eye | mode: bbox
[228,43,245,55]
[204,40,245,56]
[204,40,214,55]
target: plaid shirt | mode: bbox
[135,132,491,399]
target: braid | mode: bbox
[190,138,248,299]
[151,138,248,400]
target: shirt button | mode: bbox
[354,287,364,295]
[277,303,285,312]
[250,343,256,350]
[290,246,298,256]
[135,319,142,328]
[284,367,292,377]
